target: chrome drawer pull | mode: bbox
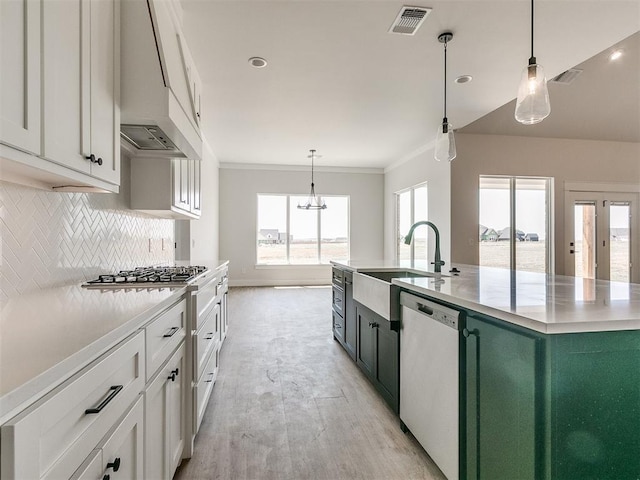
[163,326,179,338]
[85,385,123,414]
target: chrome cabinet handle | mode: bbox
[163,326,179,338]
[85,385,123,414]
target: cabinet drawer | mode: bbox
[332,285,345,316]
[194,347,218,434]
[194,304,219,381]
[195,278,218,331]
[1,332,145,480]
[146,299,186,380]
[332,267,344,287]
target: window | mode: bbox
[479,176,552,273]
[257,194,349,265]
[396,183,428,262]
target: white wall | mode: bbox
[219,165,384,286]
[383,147,451,268]
[451,133,640,273]
[176,142,220,264]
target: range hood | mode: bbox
[120,0,202,161]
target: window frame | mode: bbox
[478,175,554,273]
[395,182,428,263]
[256,193,350,265]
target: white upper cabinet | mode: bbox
[0,0,41,155]
[42,0,120,185]
[131,157,201,219]
[0,0,120,192]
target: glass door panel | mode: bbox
[610,203,630,282]
[515,178,549,273]
[479,177,511,269]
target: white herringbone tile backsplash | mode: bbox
[0,175,174,301]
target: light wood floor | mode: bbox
[174,286,447,480]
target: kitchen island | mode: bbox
[331,260,640,480]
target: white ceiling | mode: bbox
[461,30,640,142]
[180,0,640,168]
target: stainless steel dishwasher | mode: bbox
[400,292,461,480]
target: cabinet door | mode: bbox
[464,315,541,480]
[89,0,119,184]
[167,347,186,476]
[375,319,399,413]
[356,305,376,380]
[42,0,88,174]
[69,449,102,480]
[102,396,144,480]
[344,274,357,360]
[173,158,191,212]
[144,344,185,480]
[0,0,41,154]
[190,159,201,215]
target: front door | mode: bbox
[565,191,638,283]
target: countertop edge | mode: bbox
[0,288,186,425]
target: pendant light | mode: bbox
[514,0,551,124]
[297,149,327,210]
[434,32,456,162]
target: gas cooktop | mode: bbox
[82,266,209,288]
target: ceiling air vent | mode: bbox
[550,68,583,85]
[388,6,431,35]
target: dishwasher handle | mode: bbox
[400,292,461,330]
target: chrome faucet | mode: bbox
[404,221,445,273]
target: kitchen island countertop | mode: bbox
[331,260,640,334]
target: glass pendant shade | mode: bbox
[434,119,456,162]
[515,62,550,125]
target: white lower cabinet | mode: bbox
[100,396,144,480]
[144,344,186,480]
[0,331,145,480]
[69,449,102,480]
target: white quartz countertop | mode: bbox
[0,260,229,424]
[331,261,640,334]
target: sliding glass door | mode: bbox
[479,176,552,273]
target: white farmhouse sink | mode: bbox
[352,269,438,321]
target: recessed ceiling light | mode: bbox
[248,57,267,68]
[455,75,473,84]
[609,50,623,61]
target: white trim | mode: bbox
[229,279,332,287]
[384,141,436,174]
[220,162,383,174]
[564,181,640,193]
[254,264,332,269]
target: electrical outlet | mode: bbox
[148,238,153,253]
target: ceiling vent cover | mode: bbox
[388,6,431,35]
[550,68,583,85]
